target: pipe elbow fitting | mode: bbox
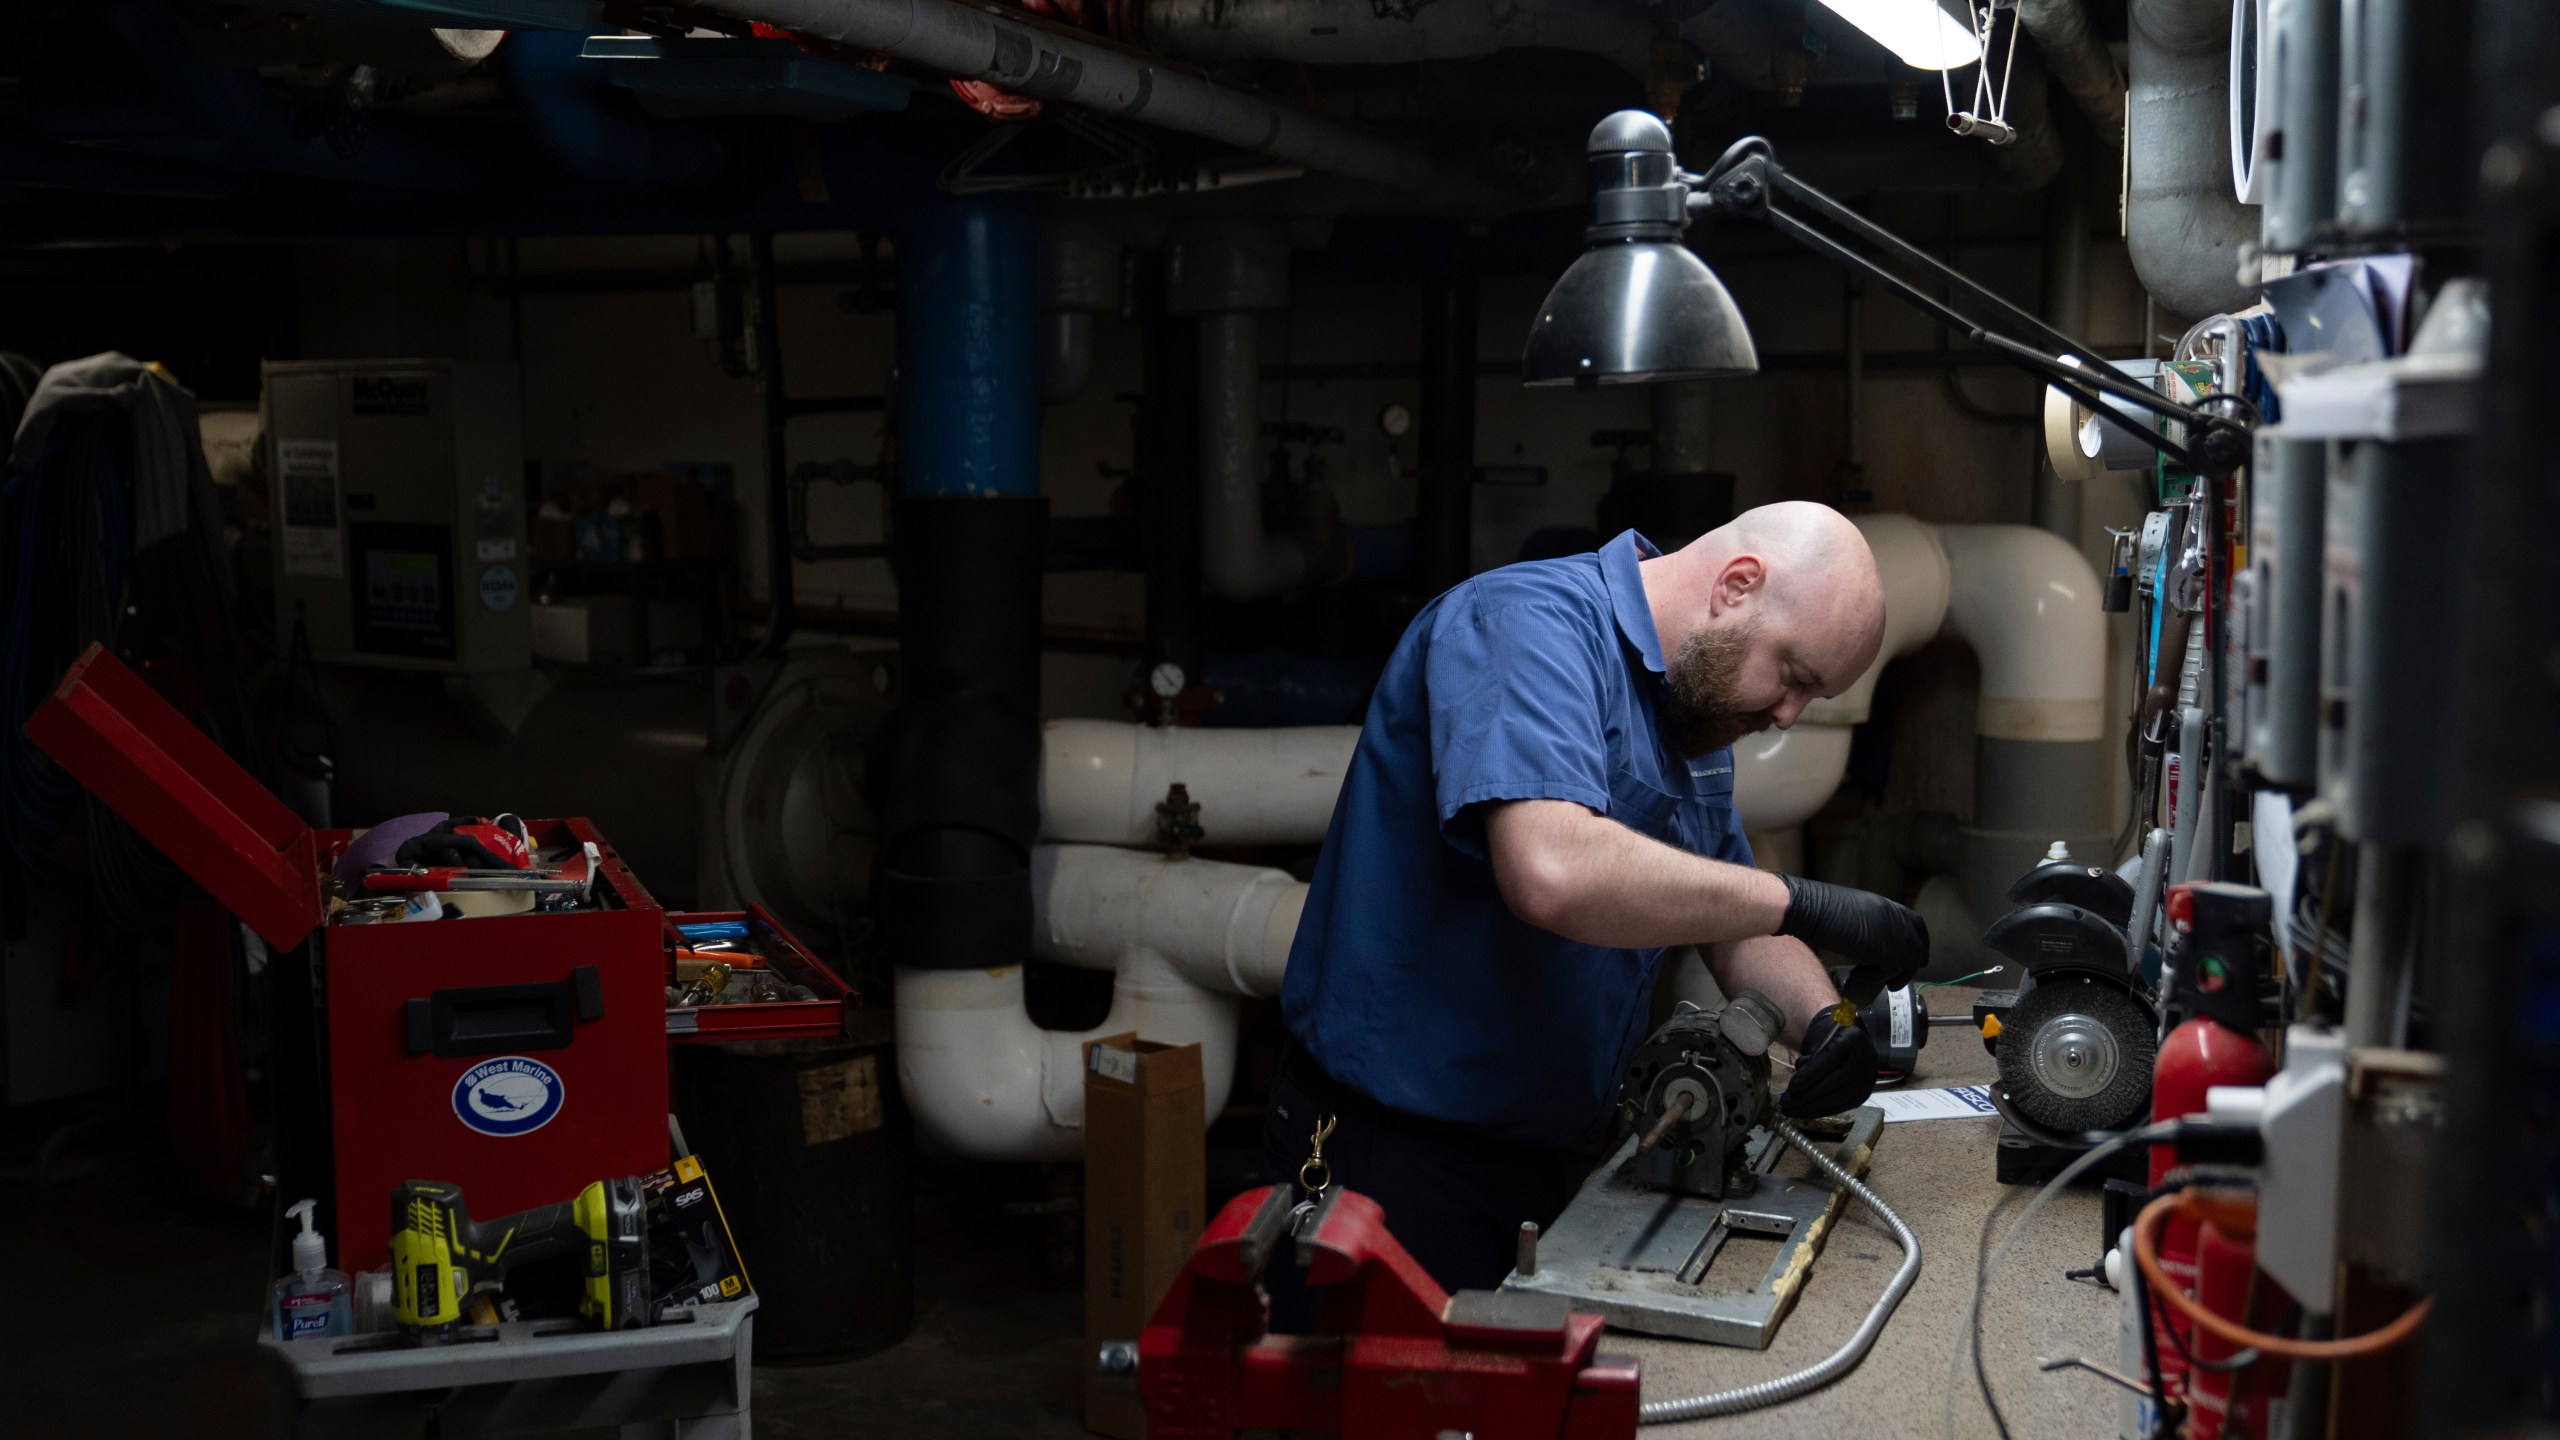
[1936,524,2108,742]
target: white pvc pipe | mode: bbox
[1804,512,1952,728]
[1934,524,2109,741]
[1731,724,1856,832]
[1032,842,1306,999]
[894,949,1241,1163]
[1040,719,1359,847]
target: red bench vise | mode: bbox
[1105,1184,1640,1440]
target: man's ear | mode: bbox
[1710,554,1767,616]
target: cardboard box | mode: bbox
[1083,1034,1204,1440]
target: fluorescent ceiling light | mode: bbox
[1814,0,1983,71]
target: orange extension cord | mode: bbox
[2132,1189,2431,1362]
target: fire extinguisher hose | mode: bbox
[1637,1117,1922,1423]
[2132,1190,2430,1361]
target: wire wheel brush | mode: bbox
[1994,980,2156,1133]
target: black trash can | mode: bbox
[673,1012,915,1362]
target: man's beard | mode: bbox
[1660,622,1776,757]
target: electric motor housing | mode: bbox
[1614,1001,1774,1199]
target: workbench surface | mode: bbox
[1624,988,2124,1439]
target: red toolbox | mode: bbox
[663,906,856,1045]
[27,645,674,1274]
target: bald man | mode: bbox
[1268,504,1929,1296]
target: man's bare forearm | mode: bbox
[1705,934,1839,1046]
[1485,799,1791,947]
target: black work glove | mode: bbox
[395,817,520,872]
[1775,874,1928,999]
[1779,1009,1879,1118]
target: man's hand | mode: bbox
[1779,1009,1879,1118]
[1774,875,1928,995]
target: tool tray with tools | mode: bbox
[662,907,855,1043]
[256,1295,760,1438]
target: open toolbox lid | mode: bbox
[25,643,324,950]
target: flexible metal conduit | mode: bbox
[693,0,1494,204]
[1639,1117,1921,1423]
[1138,0,1654,77]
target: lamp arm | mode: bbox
[1690,140,2250,476]
[1759,200,2202,471]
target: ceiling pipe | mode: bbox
[2015,0,2127,146]
[494,32,728,187]
[2127,0,2258,315]
[36,0,488,194]
[691,0,1506,207]
[1134,0,1655,79]
[1982,54,2065,191]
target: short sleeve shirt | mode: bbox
[1279,530,1755,1148]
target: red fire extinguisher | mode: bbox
[2146,882,2276,1425]
[2183,1215,2295,1440]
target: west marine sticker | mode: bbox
[453,1056,565,1137]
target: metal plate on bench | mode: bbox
[1498,1107,1882,1350]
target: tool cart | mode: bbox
[24,643,855,1435]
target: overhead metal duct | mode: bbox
[2126,0,2258,315]
[692,0,1506,207]
[1135,0,1655,78]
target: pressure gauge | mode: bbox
[1149,662,1186,699]
[1377,403,1413,439]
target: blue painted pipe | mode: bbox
[496,32,728,188]
[896,200,1041,498]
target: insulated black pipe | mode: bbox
[872,201,1047,971]
[1133,249,1204,682]
[1416,231,1480,594]
[750,232,797,653]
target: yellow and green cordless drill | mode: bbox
[389,1176,650,1338]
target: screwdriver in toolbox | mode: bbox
[360,866,589,895]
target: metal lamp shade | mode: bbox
[1520,239,1760,387]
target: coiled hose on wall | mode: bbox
[1637,1117,1923,1424]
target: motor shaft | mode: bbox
[1635,1091,1697,1157]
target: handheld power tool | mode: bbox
[389,1176,650,1338]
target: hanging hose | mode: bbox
[1637,1117,1922,1424]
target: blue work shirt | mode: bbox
[1281,530,1755,1149]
